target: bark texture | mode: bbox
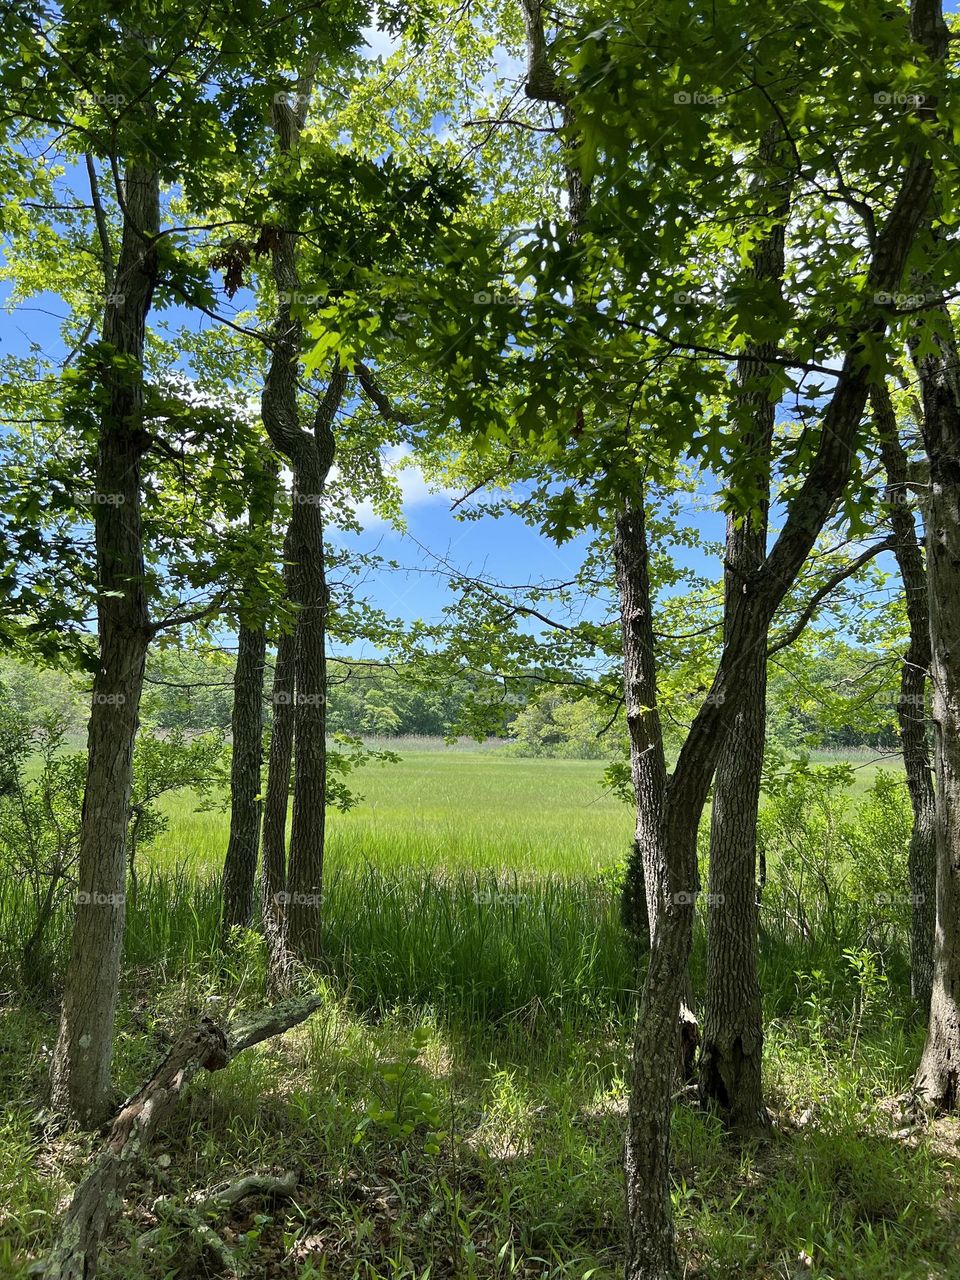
[872,382,935,1013]
[260,88,347,962]
[900,0,960,1106]
[615,505,697,1076]
[51,161,159,1127]
[615,507,669,939]
[913,312,960,1105]
[261,537,297,991]
[699,131,788,1131]
[220,621,267,934]
[40,994,325,1280]
[286,395,340,960]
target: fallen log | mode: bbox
[136,1169,299,1261]
[186,1168,299,1210]
[35,992,325,1280]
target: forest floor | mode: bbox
[3,748,951,1280]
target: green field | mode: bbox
[4,745,940,1280]
[154,743,902,878]
[155,750,633,877]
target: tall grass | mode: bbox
[1,751,936,1280]
[0,753,914,1026]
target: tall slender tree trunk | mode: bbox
[913,310,960,1106]
[262,620,296,990]
[260,88,347,963]
[220,621,267,935]
[285,371,347,963]
[615,505,698,1072]
[616,498,697,1275]
[51,161,159,1126]
[616,508,668,933]
[286,447,334,960]
[698,541,768,1129]
[872,382,936,1013]
[699,132,788,1130]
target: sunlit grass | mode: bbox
[152,749,634,877]
[0,745,934,1280]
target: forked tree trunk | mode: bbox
[51,161,159,1127]
[872,382,936,1014]
[220,621,267,935]
[700,132,788,1130]
[261,89,347,963]
[624,184,936,1280]
[913,310,960,1106]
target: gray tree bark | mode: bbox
[260,88,347,962]
[261,529,297,990]
[286,396,340,960]
[615,506,698,1076]
[699,131,789,1131]
[912,312,960,1105]
[871,382,936,1014]
[220,620,267,935]
[51,160,160,1127]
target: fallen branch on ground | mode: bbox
[36,993,325,1280]
[137,1169,299,1260]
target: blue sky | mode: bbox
[2,10,903,651]
[0,268,647,639]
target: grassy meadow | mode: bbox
[4,742,955,1280]
[154,749,633,877]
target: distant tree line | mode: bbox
[1,642,908,758]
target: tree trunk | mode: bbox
[615,505,698,1075]
[913,310,960,1106]
[286,452,333,961]
[872,382,936,1014]
[616,498,700,1278]
[698,584,768,1130]
[615,507,669,935]
[40,993,325,1280]
[51,161,159,1127]
[626,862,698,1280]
[261,556,296,990]
[220,621,266,935]
[260,91,347,963]
[699,131,788,1130]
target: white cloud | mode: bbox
[360,18,400,61]
[340,444,453,532]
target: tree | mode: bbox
[871,381,935,1013]
[698,128,790,1131]
[911,309,960,1104]
[346,0,945,1269]
[50,109,161,1127]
